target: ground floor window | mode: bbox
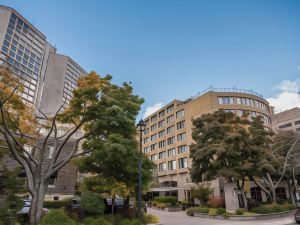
[250,187,262,201]
[276,187,287,200]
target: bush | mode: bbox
[43,199,72,209]
[195,206,210,213]
[154,196,177,206]
[156,202,166,209]
[119,218,142,225]
[250,203,294,214]
[208,208,217,216]
[142,214,159,224]
[39,209,77,225]
[235,208,246,215]
[222,212,230,219]
[191,185,213,204]
[186,208,195,216]
[80,192,105,215]
[207,198,225,208]
[216,208,226,215]
[83,217,112,225]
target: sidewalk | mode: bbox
[148,208,296,225]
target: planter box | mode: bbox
[194,210,296,221]
[150,206,184,212]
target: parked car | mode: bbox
[17,199,50,223]
[295,208,300,224]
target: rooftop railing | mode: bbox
[186,86,264,102]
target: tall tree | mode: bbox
[251,130,300,204]
[0,67,145,224]
[76,81,154,209]
[190,110,273,209]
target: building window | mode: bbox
[144,128,149,135]
[178,157,188,169]
[151,115,157,122]
[48,146,54,159]
[167,115,174,124]
[250,187,262,202]
[295,120,300,125]
[177,133,186,142]
[158,140,166,148]
[159,110,165,118]
[279,123,292,129]
[159,151,166,159]
[143,147,148,154]
[150,143,157,151]
[177,121,185,130]
[23,145,32,155]
[166,105,174,113]
[159,162,167,171]
[151,134,157,141]
[176,110,184,118]
[275,187,287,200]
[167,137,175,145]
[144,137,149,144]
[158,120,165,128]
[224,109,235,113]
[178,145,187,154]
[48,173,57,187]
[167,126,175,134]
[218,97,234,104]
[151,154,157,161]
[151,124,157,131]
[158,130,165,138]
[168,160,176,170]
[167,148,176,157]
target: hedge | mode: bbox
[154,196,177,205]
[43,199,72,209]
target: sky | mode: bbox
[2,0,300,118]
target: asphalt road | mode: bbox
[148,208,296,225]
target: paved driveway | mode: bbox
[148,208,296,225]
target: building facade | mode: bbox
[0,5,87,200]
[142,87,273,202]
[272,107,300,132]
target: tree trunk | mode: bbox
[271,187,276,204]
[29,184,47,225]
[111,196,115,215]
[241,189,248,210]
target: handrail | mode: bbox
[186,86,264,102]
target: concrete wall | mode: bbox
[38,53,68,115]
[0,7,10,49]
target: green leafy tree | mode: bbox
[0,67,149,224]
[79,192,105,215]
[0,167,26,225]
[76,79,154,208]
[191,184,213,205]
[190,110,273,209]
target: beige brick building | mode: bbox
[142,87,273,202]
[272,107,300,132]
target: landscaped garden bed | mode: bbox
[187,203,296,221]
[148,197,185,212]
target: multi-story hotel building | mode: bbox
[0,5,87,200]
[0,5,86,114]
[143,87,273,202]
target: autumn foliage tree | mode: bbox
[0,67,147,224]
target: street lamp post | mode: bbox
[137,119,147,220]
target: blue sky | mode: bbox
[2,0,300,117]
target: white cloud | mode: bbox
[267,80,300,113]
[143,102,164,118]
